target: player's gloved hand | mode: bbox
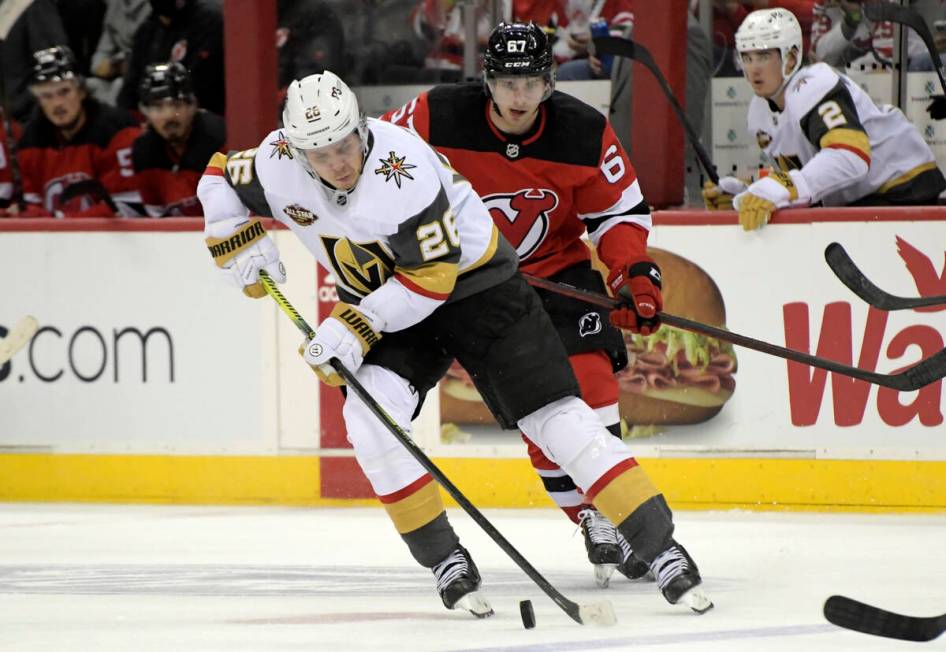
[702,176,748,210]
[205,218,286,298]
[733,169,800,231]
[927,95,946,120]
[301,303,383,386]
[607,258,663,336]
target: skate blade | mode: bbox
[578,599,617,626]
[679,586,714,614]
[593,563,619,589]
[454,591,494,618]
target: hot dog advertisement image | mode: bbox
[439,247,738,441]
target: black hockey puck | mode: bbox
[519,599,536,629]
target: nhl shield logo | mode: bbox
[578,312,602,337]
[756,130,772,149]
[506,143,520,159]
[283,203,317,226]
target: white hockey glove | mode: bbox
[205,218,286,298]
[733,170,808,231]
[301,303,383,386]
[701,176,748,210]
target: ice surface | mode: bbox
[1,504,943,651]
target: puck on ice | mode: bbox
[519,599,536,629]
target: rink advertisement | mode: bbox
[1,213,945,509]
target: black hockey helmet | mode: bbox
[484,22,553,77]
[31,45,80,85]
[139,62,195,106]
[483,22,555,102]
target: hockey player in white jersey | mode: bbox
[197,71,713,616]
[703,7,945,230]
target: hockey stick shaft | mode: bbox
[864,2,946,94]
[522,273,946,391]
[593,35,719,184]
[258,273,614,626]
[825,243,946,310]
[824,595,946,642]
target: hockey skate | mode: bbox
[431,545,493,618]
[578,507,622,588]
[649,540,713,614]
[615,531,655,581]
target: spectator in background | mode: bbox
[810,0,927,70]
[87,0,152,104]
[703,8,945,229]
[412,0,495,80]
[118,0,224,114]
[554,0,634,81]
[0,0,68,122]
[277,0,347,90]
[56,0,107,76]
[132,62,225,216]
[13,46,142,218]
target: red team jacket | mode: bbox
[16,99,141,217]
[132,110,226,216]
[382,83,651,279]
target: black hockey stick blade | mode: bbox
[258,272,616,627]
[593,35,719,184]
[864,2,946,94]
[523,273,946,392]
[824,595,946,642]
[825,243,946,310]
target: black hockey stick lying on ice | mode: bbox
[824,595,946,642]
[825,243,946,310]
[864,2,946,95]
[593,35,719,184]
[522,273,946,391]
[258,272,616,627]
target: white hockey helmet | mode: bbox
[281,70,368,173]
[735,8,803,79]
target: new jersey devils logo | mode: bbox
[482,189,559,260]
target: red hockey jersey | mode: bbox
[132,110,226,217]
[382,83,651,277]
[16,99,141,217]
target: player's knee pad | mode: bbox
[517,396,634,489]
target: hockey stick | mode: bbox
[825,242,946,310]
[592,35,720,184]
[522,273,946,391]
[864,2,946,95]
[257,272,617,627]
[0,315,38,365]
[824,595,946,642]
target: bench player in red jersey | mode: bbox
[384,22,707,603]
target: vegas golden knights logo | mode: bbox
[321,236,394,296]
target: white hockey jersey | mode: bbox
[747,62,939,206]
[198,118,518,332]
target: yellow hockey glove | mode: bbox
[733,170,799,231]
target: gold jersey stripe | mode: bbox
[461,225,500,275]
[206,152,228,173]
[878,161,939,194]
[593,465,660,526]
[394,261,458,297]
[820,128,871,163]
[382,478,445,534]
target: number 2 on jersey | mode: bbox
[417,209,460,261]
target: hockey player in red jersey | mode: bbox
[383,22,699,596]
[133,62,226,217]
[15,46,142,218]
